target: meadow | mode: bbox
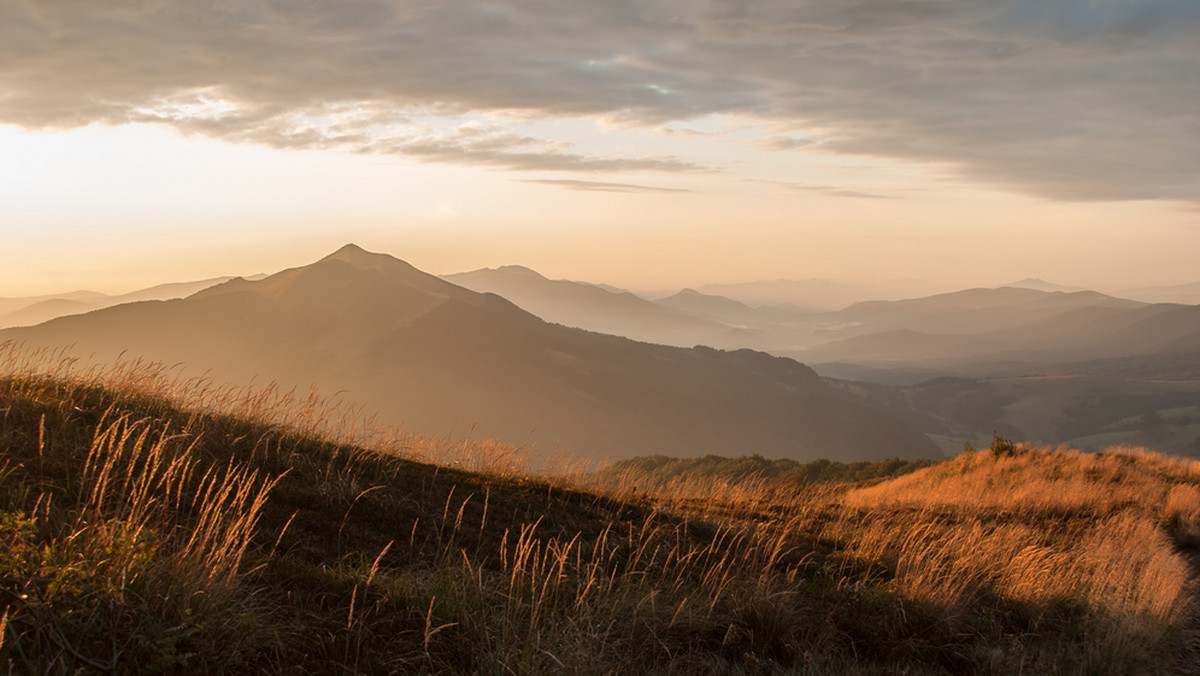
[0,342,1196,674]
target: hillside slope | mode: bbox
[1,366,1193,674]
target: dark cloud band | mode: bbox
[1,0,1196,201]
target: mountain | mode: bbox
[0,276,242,328]
[1003,278,1087,293]
[832,287,1142,334]
[655,288,792,325]
[0,298,98,328]
[693,278,942,311]
[0,290,105,318]
[441,265,745,348]
[1119,281,1200,305]
[431,277,1181,369]
[2,244,940,463]
[784,288,1200,371]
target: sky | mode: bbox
[2,0,1198,298]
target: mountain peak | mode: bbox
[494,265,547,279]
[324,243,378,263]
[1003,278,1086,294]
[319,244,428,278]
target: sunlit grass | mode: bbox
[0,341,1197,673]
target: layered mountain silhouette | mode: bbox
[1,245,940,463]
[692,278,942,311]
[1120,281,1200,306]
[794,288,1200,368]
[0,276,245,328]
[653,288,812,327]
[441,265,749,348]
[1004,278,1087,294]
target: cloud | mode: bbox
[130,99,704,172]
[519,179,692,193]
[748,179,894,200]
[760,136,817,151]
[1,0,1197,201]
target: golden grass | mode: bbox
[844,443,1200,518]
[0,409,283,670]
[2,341,1199,673]
[0,341,535,477]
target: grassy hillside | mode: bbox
[591,454,937,495]
[1,345,1198,674]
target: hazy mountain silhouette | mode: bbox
[410,277,1189,369]
[832,287,1141,334]
[1003,278,1088,293]
[0,298,97,328]
[1119,282,1200,306]
[0,276,244,328]
[2,245,940,463]
[655,288,798,325]
[0,290,105,318]
[1041,308,1200,380]
[442,265,751,348]
[793,287,1171,366]
[799,296,1200,457]
[693,278,941,312]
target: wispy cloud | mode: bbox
[748,179,895,200]
[520,179,692,193]
[1,0,1196,201]
[760,136,817,151]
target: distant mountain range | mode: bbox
[9,265,1197,374]
[690,278,944,311]
[1006,277,1200,306]
[1004,278,1088,293]
[1118,282,1200,306]
[794,287,1200,369]
[0,276,262,328]
[432,268,1200,456]
[441,266,752,348]
[6,250,1199,459]
[443,268,1200,371]
[2,245,940,463]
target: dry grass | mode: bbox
[844,442,1200,518]
[1,341,1198,674]
[0,341,535,477]
[825,441,1200,671]
[0,395,283,671]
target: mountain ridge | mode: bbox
[1,244,940,463]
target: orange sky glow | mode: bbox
[2,1,1197,298]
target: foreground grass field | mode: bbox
[1,344,1197,674]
